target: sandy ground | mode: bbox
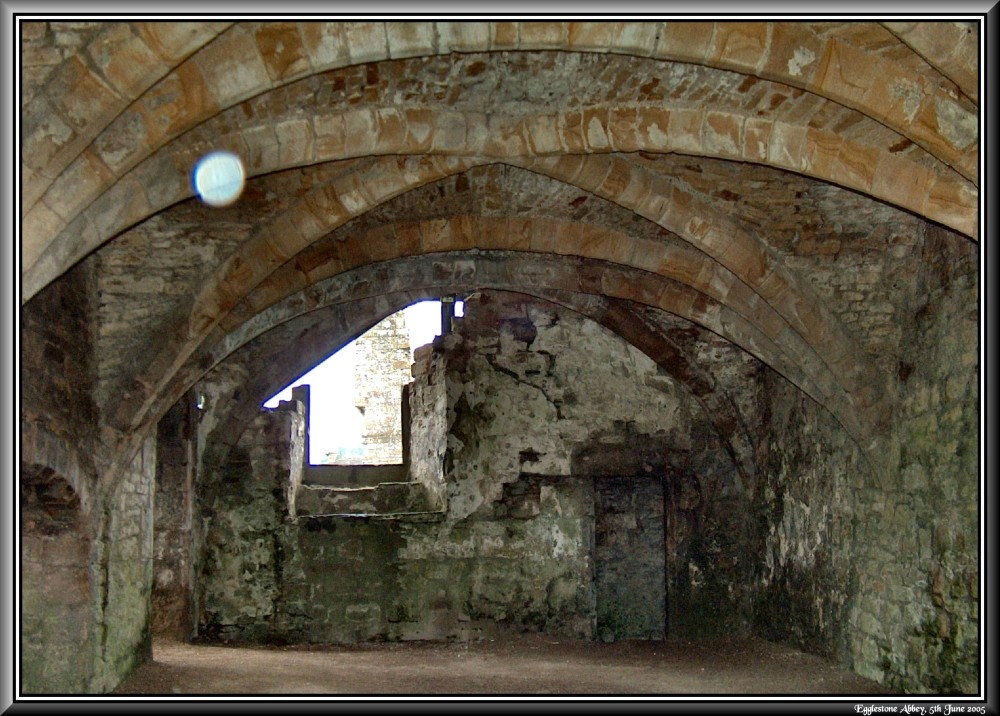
[111,632,897,698]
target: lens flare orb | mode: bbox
[193,151,245,207]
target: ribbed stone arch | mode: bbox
[103,245,888,522]
[197,282,758,492]
[21,21,233,209]
[22,80,976,303]
[240,216,870,425]
[22,21,978,303]
[19,419,94,518]
[120,248,857,495]
[210,157,881,424]
[109,166,874,460]
[219,249,822,406]
[880,21,979,104]
[23,20,974,216]
[518,155,887,417]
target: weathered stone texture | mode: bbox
[747,223,979,694]
[19,246,157,695]
[17,20,980,697]
[90,437,156,692]
[595,477,665,641]
[197,406,301,641]
[20,21,106,106]
[867,225,979,693]
[350,309,411,464]
[21,258,99,459]
[94,210,253,412]
[196,292,749,645]
[20,471,94,694]
[152,398,198,639]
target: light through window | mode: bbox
[263,299,462,464]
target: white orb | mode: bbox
[193,151,245,207]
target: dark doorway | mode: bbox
[593,476,666,641]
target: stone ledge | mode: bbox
[295,480,443,520]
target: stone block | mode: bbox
[196,27,272,108]
[710,22,768,73]
[343,22,389,65]
[386,22,437,59]
[88,23,164,96]
[299,22,350,69]
[654,21,713,63]
[254,22,311,82]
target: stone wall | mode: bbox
[195,293,748,645]
[20,260,98,481]
[191,270,979,693]
[594,476,664,641]
[20,466,94,694]
[859,226,979,693]
[749,371,867,665]
[90,437,156,692]
[440,294,751,639]
[152,398,197,639]
[748,225,979,694]
[197,403,304,642]
[22,433,158,694]
[20,257,157,694]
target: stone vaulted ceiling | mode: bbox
[19,20,980,484]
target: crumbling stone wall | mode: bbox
[406,345,449,510]
[749,225,979,694]
[20,258,157,694]
[196,293,749,644]
[391,473,596,641]
[197,403,304,642]
[20,466,93,694]
[20,263,99,693]
[20,260,99,479]
[192,265,978,693]
[749,371,866,666]
[20,437,156,695]
[152,398,197,639]
[594,476,664,641]
[89,438,156,692]
[862,226,979,693]
[433,294,750,639]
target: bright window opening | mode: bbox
[264,299,462,464]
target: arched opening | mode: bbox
[262,299,463,466]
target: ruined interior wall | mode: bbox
[152,398,197,639]
[406,345,450,511]
[20,260,103,693]
[863,226,979,693]
[196,294,749,644]
[750,226,979,694]
[20,260,99,485]
[391,474,596,641]
[197,403,304,642]
[89,437,157,693]
[749,372,867,667]
[666,420,755,639]
[20,470,94,694]
[20,256,163,693]
[425,296,750,640]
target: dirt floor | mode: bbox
[111,632,898,697]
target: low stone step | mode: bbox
[294,481,443,520]
[302,463,408,489]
